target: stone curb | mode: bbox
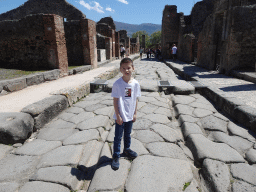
[164,60,256,132]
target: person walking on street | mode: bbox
[120,45,126,59]
[172,44,177,61]
[139,47,144,60]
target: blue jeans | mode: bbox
[113,121,133,158]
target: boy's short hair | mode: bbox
[120,58,133,67]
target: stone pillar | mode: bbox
[136,35,140,53]
[142,35,145,49]
[126,37,130,56]
[43,14,68,76]
[115,32,120,58]
[80,18,97,68]
[105,37,112,60]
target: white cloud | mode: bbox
[106,7,115,12]
[117,0,129,5]
[78,1,104,13]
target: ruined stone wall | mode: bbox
[0,0,86,21]
[97,34,106,49]
[178,34,195,63]
[0,14,68,74]
[98,17,116,30]
[115,32,120,58]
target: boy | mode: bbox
[111,58,141,170]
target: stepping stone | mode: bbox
[37,145,84,168]
[208,131,254,155]
[138,79,158,92]
[18,181,70,192]
[245,149,256,164]
[171,80,195,94]
[201,159,230,192]
[57,112,76,121]
[147,142,187,160]
[189,101,217,112]
[0,144,12,160]
[88,159,131,192]
[0,182,19,192]
[143,114,170,124]
[125,155,193,192]
[0,155,39,183]
[68,112,95,124]
[139,104,159,114]
[133,118,152,130]
[193,108,213,118]
[181,122,204,139]
[133,130,164,143]
[43,119,76,129]
[174,104,194,118]
[231,163,256,186]
[172,95,196,105]
[187,134,245,163]
[63,129,99,145]
[65,106,85,114]
[200,115,228,133]
[14,139,61,156]
[30,166,84,190]
[232,180,256,192]
[77,115,109,130]
[228,121,256,142]
[151,124,182,142]
[37,128,78,141]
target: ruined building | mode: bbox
[162,0,256,74]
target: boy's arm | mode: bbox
[113,97,123,125]
[133,98,139,122]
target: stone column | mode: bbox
[126,37,130,56]
[105,37,112,60]
[80,18,97,68]
[115,31,120,58]
[109,29,115,59]
[142,35,145,49]
[43,14,68,76]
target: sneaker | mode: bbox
[123,149,138,159]
[111,157,120,170]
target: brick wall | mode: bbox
[105,37,112,60]
[115,32,120,58]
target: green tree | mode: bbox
[131,31,150,47]
[148,31,161,48]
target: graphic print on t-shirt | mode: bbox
[125,87,131,97]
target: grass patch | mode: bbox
[68,66,81,70]
[183,182,191,191]
[0,68,47,80]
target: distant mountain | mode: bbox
[114,21,161,37]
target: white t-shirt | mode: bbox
[121,47,125,53]
[111,77,141,122]
[172,46,177,54]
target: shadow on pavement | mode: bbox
[220,84,256,92]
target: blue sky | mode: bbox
[0,0,201,25]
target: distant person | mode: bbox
[139,47,144,59]
[111,58,141,170]
[120,45,125,59]
[172,44,177,61]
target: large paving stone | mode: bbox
[232,180,256,192]
[37,145,84,168]
[153,107,171,117]
[100,100,113,106]
[133,130,164,144]
[178,114,199,126]
[77,115,109,130]
[65,107,85,114]
[139,104,159,114]
[83,92,107,101]
[0,155,39,183]
[138,79,158,92]
[106,125,115,142]
[183,179,200,192]
[57,112,76,121]
[245,149,256,164]
[171,80,195,94]
[137,101,147,110]
[143,114,170,124]
[181,122,204,139]
[200,115,228,133]
[94,106,114,117]
[63,129,99,145]
[0,182,19,192]
[147,142,187,160]
[187,134,245,163]
[30,166,84,190]
[88,159,131,192]
[0,112,34,144]
[231,163,256,186]
[172,95,196,105]
[68,112,95,124]
[177,142,194,160]
[189,101,217,112]
[151,123,182,142]
[228,121,256,142]
[208,131,254,155]
[43,119,76,129]
[85,104,108,112]
[139,95,158,103]
[14,139,61,156]
[19,181,70,192]
[193,108,213,118]
[152,100,169,108]
[98,142,112,165]
[125,155,193,192]
[146,92,160,97]
[174,104,194,118]
[201,159,230,192]
[37,128,79,141]
[74,100,101,109]
[0,144,12,161]
[133,118,152,130]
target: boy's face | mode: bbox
[120,62,134,78]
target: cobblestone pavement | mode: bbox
[0,57,256,192]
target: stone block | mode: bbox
[26,73,45,86]
[19,181,70,192]
[73,65,92,74]
[232,180,256,192]
[231,163,256,186]
[0,112,34,144]
[133,130,164,144]
[0,182,19,192]
[3,78,27,92]
[0,144,13,160]
[234,105,256,131]
[21,95,69,130]
[200,115,228,133]
[245,149,256,164]
[43,69,60,81]
[181,122,204,139]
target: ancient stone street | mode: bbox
[0,57,256,192]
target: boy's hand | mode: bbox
[133,114,137,122]
[116,114,123,125]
